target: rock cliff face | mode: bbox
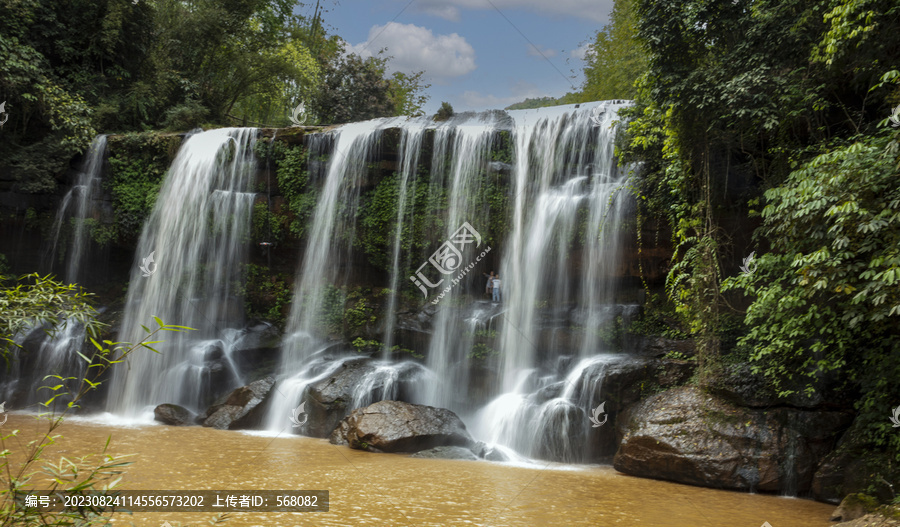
[613,386,853,493]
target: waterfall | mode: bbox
[279,120,387,370]
[2,136,108,408]
[264,119,390,430]
[472,101,633,459]
[47,134,107,285]
[108,128,257,416]
[380,120,429,358]
[419,112,505,412]
[269,115,457,429]
[67,101,633,464]
[264,103,633,458]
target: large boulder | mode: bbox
[830,494,879,522]
[329,400,475,453]
[154,404,194,426]
[614,386,852,493]
[593,357,695,412]
[302,358,373,437]
[202,376,275,430]
[230,322,283,377]
[810,419,896,504]
[811,447,871,503]
[302,359,426,437]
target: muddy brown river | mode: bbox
[2,414,834,526]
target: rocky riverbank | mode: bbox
[150,333,867,508]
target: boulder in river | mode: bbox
[202,376,275,430]
[302,358,425,438]
[154,403,194,426]
[329,400,475,453]
[410,446,479,460]
[614,386,852,493]
[471,442,512,462]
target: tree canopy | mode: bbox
[0,0,430,192]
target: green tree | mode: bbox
[0,0,150,192]
[310,53,395,124]
[621,0,900,384]
[581,0,647,101]
[150,0,320,125]
[388,71,431,117]
[724,127,900,451]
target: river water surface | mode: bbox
[4,414,834,526]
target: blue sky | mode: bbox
[308,0,615,114]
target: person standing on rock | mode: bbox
[484,271,495,297]
[492,274,501,303]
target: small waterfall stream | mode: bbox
[47,135,107,285]
[279,120,387,369]
[380,120,429,358]
[419,112,504,412]
[2,135,109,408]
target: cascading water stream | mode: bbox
[472,102,633,460]
[380,120,429,359]
[265,104,633,460]
[418,113,504,413]
[47,135,107,285]
[266,119,392,430]
[108,128,257,416]
[279,121,387,369]
[69,103,635,463]
[2,135,109,408]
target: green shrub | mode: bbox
[162,100,210,131]
[434,101,454,121]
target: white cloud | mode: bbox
[570,42,592,61]
[527,44,558,58]
[414,0,613,23]
[418,4,461,22]
[457,81,548,111]
[347,22,477,85]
